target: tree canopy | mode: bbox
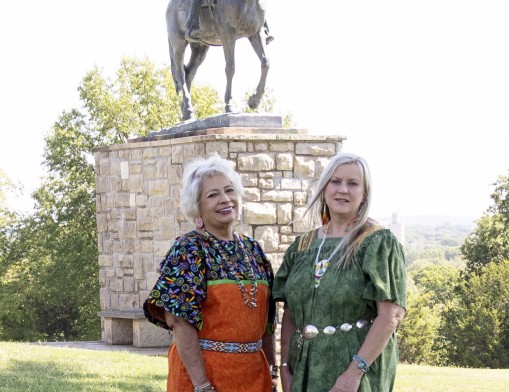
[461,173,509,274]
[0,57,224,341]
[0,57,291,341]
[2,56,507,369]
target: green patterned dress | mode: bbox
[273,228,407,392]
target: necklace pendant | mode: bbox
[208,229,259,310]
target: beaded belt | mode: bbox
[295,320,372,347]
[198,338,263,353]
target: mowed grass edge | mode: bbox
[1,342,508,391]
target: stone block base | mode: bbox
[133,318,173,348]
[99,310,172,347]
[102,317,133,345]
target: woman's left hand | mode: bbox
[328,367,362,392]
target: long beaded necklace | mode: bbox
[203,229,258,309]
[314,223,344,288]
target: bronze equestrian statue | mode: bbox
[166,0,273,121]
[185,0,273,44]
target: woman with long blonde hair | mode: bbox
[274,152,407,392]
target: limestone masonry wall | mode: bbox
[94,132,345,347]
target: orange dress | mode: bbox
[144,231,275,392]
[167,283,273,391]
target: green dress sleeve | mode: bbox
[272,237,300,302]
[360,230,408,310]
[273,229,319,302]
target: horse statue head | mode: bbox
[166,0,272,121]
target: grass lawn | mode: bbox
[394,364,509,391]
[0,342,167,391]
[1,342,509,391]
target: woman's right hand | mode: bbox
[280,365,293,392]
[280,305,296,392]
[165,312,210,388]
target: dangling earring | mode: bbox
[195,216,204,229]
[321,204,330,225]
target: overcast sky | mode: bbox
[1,0,508,222]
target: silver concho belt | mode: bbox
[295,320,372,347]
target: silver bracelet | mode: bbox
[194,381,214,392]
[352,354,369,373]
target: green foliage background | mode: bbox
[0,57,508,369]
[0,57,291,342]
[398,173,509,367]
[0,58,224,341]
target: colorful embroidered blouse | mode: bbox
[144,230,276,333]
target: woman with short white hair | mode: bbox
[144,154,277,392]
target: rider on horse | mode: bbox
[185,0,274,44]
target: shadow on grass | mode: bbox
[1,358,166,392]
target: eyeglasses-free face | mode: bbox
[198,174,239,232]
[324,163,365,222]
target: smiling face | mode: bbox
[198,174,239,231]
[324,163,365,222]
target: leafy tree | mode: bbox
[399,266,460,365]
[443,260,509,368]
[0,56,288,341]
[398,279,443,365]
[399,293,445,365]
[0,170,13,228]
[412,265,460,306]
[461,174,509,274]
[0,171,28,339]
[78,58,223,143]
[399,175,509,367]
[0,57,223,341]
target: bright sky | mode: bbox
[1,0,508,221]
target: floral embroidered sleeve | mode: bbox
[143,233,208,330]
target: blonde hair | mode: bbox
[304,152,380,268]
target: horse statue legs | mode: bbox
[246,32,270,110]
[216,26,269,116]
[169,41,209,121]
[166,0,270,122]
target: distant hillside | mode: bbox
[404,223,473,249]
[375,215,477,227]
[375,216,478,269]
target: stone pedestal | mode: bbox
[100,311,136,345]
[99,310,173,347]
[138,113,286,141]
[133,319,173,348]
[94,118,346,347]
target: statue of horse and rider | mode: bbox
[185,0,273,44]
[165,0,274,121]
